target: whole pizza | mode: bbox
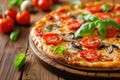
[30,2,120,69]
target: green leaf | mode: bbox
[54,46,66,54]
[10,29,20,41]
[106,19,120,29]
[95,20,107,40]
[102,4,110,12]
[14,53,26,69]
[70,0,81,6]
[9,0,24,6]
[74,22,96,38]
[50,4,61,10]
[83,14,98,21]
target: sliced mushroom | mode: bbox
[62,32,75,41]
[71,41,83,50]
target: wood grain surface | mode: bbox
[0,0,120,80]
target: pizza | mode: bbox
[30,2,120,69]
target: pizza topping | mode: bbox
[62,32,75,41]
[79,49,101,62]
[43,33,63,46]
[101,4,111,12]
[71,41,83,50]
[54,46,66,54]
[81,37,101,49]
[75,19,120,40]
[66,19,82,30]
[114,6,120,16]
[115,17,120,24]
[86,6,102,13]
[82,14,98,21]
[95,12,114,19]
[106,26,117,38]
[36,28,44,37]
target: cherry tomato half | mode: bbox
[37,0,52,11]
[114,6,120,16]
[86,6,102,13]
[0,18,14,33]
[79,49,101,62]
[66,20,82,30]
[43,33,63,46]
[16,11,31,25]
[106,26,117,38]
[95,12,114,19]
[115,17,120,24]
[32,0,38,6]
[81,37,101,49]
[5,9,17,21]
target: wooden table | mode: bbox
[0,0,120,80]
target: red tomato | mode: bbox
[114,6,120,15]
[43,33,63,46]
[5,9,17,21]
[66,20,82,30]
[95,12,114,19]
[0,18,14,33]
[86,6,102,13]
[115,17,120,24]
[79,49,101,62]
[106,26,117,38]
[0,14,2,19]
[37,0,52,11]
[16,11,31,25]
[32,0,38,6]
[81,37,101,49]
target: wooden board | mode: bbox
[29,35,120,78]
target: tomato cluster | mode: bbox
[0,9,31,33]
[32,0,59,11]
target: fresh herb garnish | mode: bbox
[14,53,26,69]
[74,18,120,40]
[82,14,98,21]
[74,22,96,38]
[54,46,66,54]
[102,4,110,12]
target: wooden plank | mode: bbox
[0,27,29,80]
[22,47,60,80]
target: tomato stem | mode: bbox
[0,5,6,18]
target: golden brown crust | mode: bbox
[31,1,120,69]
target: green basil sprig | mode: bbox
[54,46,66,54]
[74,22,96,38]
[74,19,120,40]
[102,4,110,12]
[95,20,107,40]
[82,14,98,21]
[14,53,26,69]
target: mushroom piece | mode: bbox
[71,41,83,50]
[98,43,120,54]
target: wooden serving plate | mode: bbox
[29,35,120,78]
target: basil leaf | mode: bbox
[14,53,26,69]
[95,20,107,40]
[106,19,120,29]
[70,0,81,6]
[83,14,98,21]
[102,4,110,12]
[74,22,96,38]
[9,0,24,6]
[54,46,66,54]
